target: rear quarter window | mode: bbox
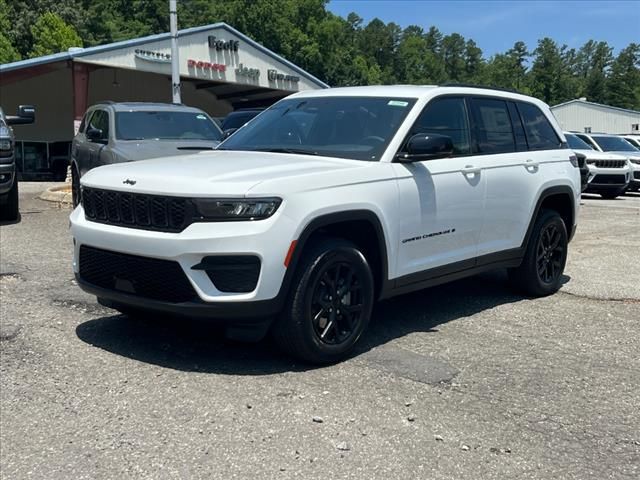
[517,102,562,150]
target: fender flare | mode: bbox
[521,185,575,250]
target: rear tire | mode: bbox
[509,209,568,297]
[272,237,374,364]
[0,180,19,222]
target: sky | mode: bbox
[327,0,640,57]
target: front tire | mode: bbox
[272,237,374,364]
[509,209,568,297]
[0,180,19,222]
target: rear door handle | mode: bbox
[461,165,481,175]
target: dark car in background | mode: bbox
[71,102,223,205]
[0,105,36,222]
[220,108,263,138]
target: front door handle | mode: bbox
[461,165,481,175]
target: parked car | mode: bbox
[574,132,640,192]
[71,102,223,205]
[220,108,263,138]
[71,85,580,363]
[0,105,36,222]
[621,135,640,189]
[564,132,630,198]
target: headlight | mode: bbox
[630,159,640,165]
[193,198,281,221]
[0,140,11,150]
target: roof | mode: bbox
[0,23,328,89]
[551,99,640,115]
[93,102,205,112]
[288,85,549,105]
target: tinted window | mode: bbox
[115,111,222,141]
[221,111,261,130]
[470,98,515,154]
[517,102,561,150]
[591,135,639,152]
[410,97,470,154]
[576,134,599,150]
[78,113,87,134]
[507,102,528,151]
[565,133,593,150]
[625,137,640,149]
[88,110,109,139]
[219,96,417,161]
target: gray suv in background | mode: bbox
[71,102,223,206]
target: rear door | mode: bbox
[393,96,486,281]
[475,99,565,255]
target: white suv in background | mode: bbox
[565,132,630,198]
[70,86,580,363]
[621,135,640,191]
[575,132,640,192]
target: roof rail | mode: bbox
[440,82,522,94]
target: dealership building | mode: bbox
[0,23,328,179]
[551,98,640,135]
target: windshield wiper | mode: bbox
[258,147,319,156]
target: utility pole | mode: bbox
[169,0,181,103]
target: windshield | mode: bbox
[218,96,417,161]
[565,133,593,150]
[115,111,222,141]
[591,135,640,152]
[222,111,261,130]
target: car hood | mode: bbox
[111,139,220,161]
[80,150,370,197]
[571,149,628,160]
[600,150,640,160]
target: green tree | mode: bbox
[441,33,466,82]
[395,26,444,84]
[584,41,613,103]
[0,0,20,63]
[607,43,640,109]
[529,38,564,104]
[29,12,83,57]
[464,39,483,82]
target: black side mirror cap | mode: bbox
[86,127,104,141]
[221,128,238,141]
[396,133,454,162]
[5,105,36,126]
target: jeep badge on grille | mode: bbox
[123,179,136,185]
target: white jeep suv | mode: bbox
[70,86,580,363]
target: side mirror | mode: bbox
[397,133,454,162]
[86,127,104,142]
[6,105,36,126]
[221,128,238,140]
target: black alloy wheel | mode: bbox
[536,223,564,285]
[273,237,374,364]
[309,262,365,346]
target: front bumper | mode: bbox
[0,162,15,196]
[70,204,297,316]
[584,166,630,192]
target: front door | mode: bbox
[393,96,485,282]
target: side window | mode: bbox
[507,102,528,151]
[88,110,109,140]
[409,97,471,155]
[576,134,598,150]
[78,113,88,134]
[517,102,561,150]
[469,98,515,154]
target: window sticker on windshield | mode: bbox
[388,100,409,107]
[196,114,207,120]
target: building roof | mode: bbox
[551,98,640,116]
[0,23,329,89]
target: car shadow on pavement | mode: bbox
[75,269,529,374]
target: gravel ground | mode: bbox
[1,183,639,480]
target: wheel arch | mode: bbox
[281,210,390,301]
[522,185,576,250]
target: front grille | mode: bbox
[195,256,261,293]
[79,245,198,303]
[592,159,626,168]
[591,174,626,185]
[82,187,190,232]
[634,171,640,180]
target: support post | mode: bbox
[169,0,181,103]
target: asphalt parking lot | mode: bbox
[1,183,639,480]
